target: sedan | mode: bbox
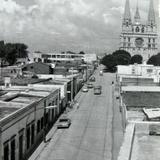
[89,76,96,82]
[87,83,94,88]
[57,117,71,129]
[82,87,89,92]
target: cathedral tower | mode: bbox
[120,0,158,60]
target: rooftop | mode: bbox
[0,95,40,121]
[122,92,160,108]
[131,123,160,160]
[11,77,50,86]
[143,108,160,120]
[122,86,160,92]
[0,86,58,121]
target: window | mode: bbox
[37,120,41,133]
[153,38,155,43]
[19,131,24,160]
[136,27,139,32]
[148,38,151,43]
[41,117,44,130]
[141,27,144,33]
[132,68,135,74]
[26,126,30,149]
[10,138,15,160]
[31,123,35,145]
[148,44,151,48]
[126,21,129,26]
[128,37,130,42]
[3,141,9,160]
[52,109,55,121]
[30,66,34,69]
[147,69,153,73]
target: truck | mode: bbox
[94,85,102,95]
[99,70,103,76]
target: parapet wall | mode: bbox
[118,122,160,160]
[118,123,135,160]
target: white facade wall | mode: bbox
[0,89,60,160]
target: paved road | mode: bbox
[32,67,123,160]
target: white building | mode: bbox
[31,52,83,63]
[31,52,97,64]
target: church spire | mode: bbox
[134,1,141,23]
[148,0,156,25]
[123,0,131,24]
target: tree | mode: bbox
[147,53,160,66]
[112,50,131,65]
[101,54,117,72]
[130,54,143,64]
[79,51,85,54]
[0,41,5,66]
[0,42,29,66]
[14,43,28,58]
[5,43,17,65]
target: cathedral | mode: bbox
[120,0,158,60]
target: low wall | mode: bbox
[117,123,135,160]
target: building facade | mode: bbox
[0,86,60,160]
[120,0,158,60]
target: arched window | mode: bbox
[126,21,129,27]
[141,27,144,33]
[136,26,139,32]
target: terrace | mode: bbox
[122,90,160,122]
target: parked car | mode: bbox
[82,87,89,92]
[149,125,160,136]
[87,83,94,89]
[89,76,96,82]
[57,116,71,129]
[94,85,102,95]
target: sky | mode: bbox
[0,0,159,54]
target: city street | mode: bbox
[31,67,123,160]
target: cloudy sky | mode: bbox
[0,0,159,54]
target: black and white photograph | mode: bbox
[0,0,160,160]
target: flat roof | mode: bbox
[12,77,50,85]
[122,86,160,92]
[0,107,19,120]
[0,95,41,121]
[143,108,160,119]
[127,110,145,122]
[132,124,160,160]
[122,92,160,108]
[0,86,58,121]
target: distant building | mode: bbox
[31,52,97,64]
[83,54,97,63]
[32,52,83,63]
[0,66,23,78]
[21,62,53,75]
[120,0,158,60]
[117,63,160,85]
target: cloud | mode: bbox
[0,0,159,53]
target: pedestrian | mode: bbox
[76,102,79,109]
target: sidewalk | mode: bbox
[29,91,82,160]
